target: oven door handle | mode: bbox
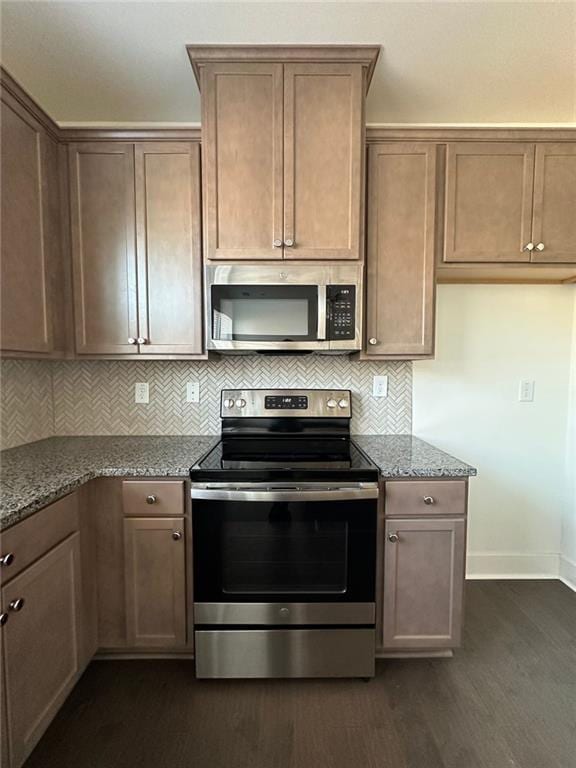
[191,485,378,502]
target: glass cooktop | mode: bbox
[190,436,379,483]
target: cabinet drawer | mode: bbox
[385,480,466,517]
[122,480,185,517]
[0,492,79,586]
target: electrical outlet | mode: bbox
[134,382,149,404]
[186,382,200,403]
[373,375,388,398]
[518,379,535,402]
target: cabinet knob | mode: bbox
[523,242,535,251]
[284,239,294,247]
[128,337,137,345]
[423,496,435,505]
[0,553,14,567]
[9,598,25,612]
[273,239,283,248]
[535,243,545,251]
[0,613,8,626]
[369,338,378,346]
[172,531,183,541]
[137,337,147,345]
[146,494,158,505]
[388,532,399,543]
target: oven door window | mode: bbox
[193,498,376,604]
[211,285,319,342]
[222,518,348,595]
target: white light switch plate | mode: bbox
[518,379,535,402]
[134,382,149,404]
[186,382,200,403]
[373,375,388,398]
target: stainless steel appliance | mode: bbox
[190,389,379,679]
[205,264,363,352]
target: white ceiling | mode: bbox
[1,1,575,125]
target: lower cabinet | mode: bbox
[382,517,466,650]
[124,517,187,647]
[1,534,82,767]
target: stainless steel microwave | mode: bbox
[205,264,363,352]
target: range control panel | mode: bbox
[221,389,352,418]
[327,285,356,341]
[264,395,309,410]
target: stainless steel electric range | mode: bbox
[189,389,379,679]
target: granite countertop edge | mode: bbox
[1,434,477,531]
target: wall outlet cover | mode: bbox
[134,382,149,404]
[373,375,389,398]
[518,379,535,402]
[186,382,200,403]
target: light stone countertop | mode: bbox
[0,434,476,531]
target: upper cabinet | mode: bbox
[531,143,576,263]
[69,141,204,356]
[189,45,380,261]
[365,143,437,358]
[0,90,60,355]
[443,141,576,265]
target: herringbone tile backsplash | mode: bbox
[1,357,412,448]
[0,360,54,449]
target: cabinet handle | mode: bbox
[368,338,378,346]
[423,496,435,505]
[523,243,535,252]
[172,531,183,541]
[9,598,25,612]
[146,494,158,505]
[535,243,545,251]
[273,239,282,248]
[137,337,147,345]
[0,553,14,567]
[284,239,294,247]
[0,613,8,626]
[128,337,137,345]
[388,532,399,543]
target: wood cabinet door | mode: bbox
[124,518,186,648]
[0,96,53,353]
[2,534,82,767]
[531,143,576,263]
[283,63,363,260]
[69,142,139,354]
[366,143,437,357]
[444,143,535,263]
[135,143,203,354]
[382,518,465,650]
[202,63,284,260]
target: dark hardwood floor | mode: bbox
[24,580,576,768]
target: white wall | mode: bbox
[561,299,576,588]
[413,285,575,580]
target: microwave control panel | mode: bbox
[327,285,356,340]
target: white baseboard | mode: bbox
[466,552,560,580]
[559,555,576,592]
[466,552,576,592]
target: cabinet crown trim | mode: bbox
[186,44,381,90]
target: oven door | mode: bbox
[192,483,377,626]
[207,283,327,351]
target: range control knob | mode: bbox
[338,399,349,409]
[235,398,247,408]
[223,398,235,409]
[326,398,337,409]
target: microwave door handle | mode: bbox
[317,285,327,340]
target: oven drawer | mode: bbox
[195,628,375,678]
[385,480,467,517]
[122,480,185,517]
